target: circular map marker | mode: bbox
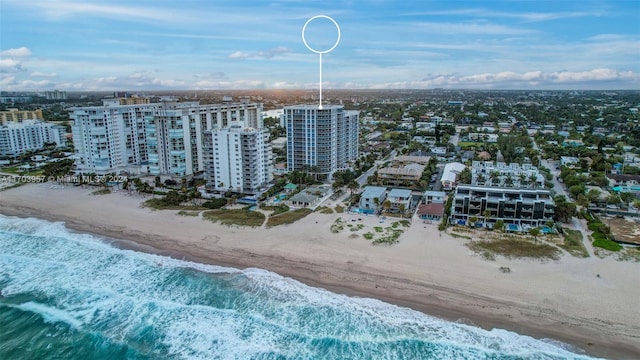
[301,15,341,109]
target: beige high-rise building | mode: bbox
[0,108,44,125]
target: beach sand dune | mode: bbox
[1,183,639,359]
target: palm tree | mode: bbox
[469,216,478,228]
[373,197,380,211]
[476,174,486,185]
[529,227,541,244]
[528,174,538,188]
[399,203,406,218]
[483,209,492,229]
[490,171,501,186]
[382,199,392,215]
[347,180,360,195]
[633,199,640,216]
[518,173,527,187]
[505,173,514,187]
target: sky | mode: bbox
[1,0,639,91]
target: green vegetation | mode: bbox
[331,218,345,233]
[2,166,43,176]
[449,232,472,240]
[91,188,111,195]
[374,226,384,233]
[267,208,313,227]
[335,205,344,213]
[202,198,227,209]
[363,232,374,240]
[42,159,74,177]
[617,247,640,262]
[467,239,562,261]
[262,204,290,215]
[202,209,265,227]
[592,238,623,252]
[0,183,26,191]
[559,229,589,258]
[177,210,200,216]
[372,228,403,245]
[315,206,334,214]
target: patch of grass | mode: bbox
[450,232,472,240]
[467,238,562,261]
[451,226,473,233]
[617,247,640,262]
[202,209,265,227]
[559,229,589,258]
[374,226,384,233]
[0,182,26,191]
[349,224,364,231]
[143,198,207,211]
[398,220,410,227]
[315,206,334,214]
[267,208,313,227]
[177,210,200,216]
[335,205,344,213]
[372,229,403,245]
[363,232,374,240]
[91,188,111,195]
[592,238,623,252]
[331,218,345,233]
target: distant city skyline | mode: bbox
[1,0,639,91]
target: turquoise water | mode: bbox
[612,185,640,192]
[0,215,597,359]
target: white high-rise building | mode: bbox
[145,101,263,177]
[0,120,65,157]
[145,101,201,177]
[203,126,272,195]
[284,105,359,180]
[71,100,159,174]
[72,99,264,177]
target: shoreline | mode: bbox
[1,184,639,359]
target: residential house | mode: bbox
[386,188,413,214]
[441,162,466,191]
[423,190,446,204]
[377,163,425,187]
[359,186,387,214]
[417,203,445,221]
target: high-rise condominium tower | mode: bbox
[284,105,359,180]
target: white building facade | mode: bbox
[71,101,158,174]
[202,126,272,194]
[284,105,358,180]
[0,120,65,157]
[72,100,263,177]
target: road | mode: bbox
[356,149,397,187]
[534,139,593,255]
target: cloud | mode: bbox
[31,71,58,77]
[0,59,24,73]
[405,68,640,89]
[0,46,32,57]
[228,46,291,60]
[409,8,600,22]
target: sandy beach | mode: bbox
[1,183,639,359]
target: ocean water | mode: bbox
[0,215,596,360]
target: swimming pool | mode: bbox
[507,224,519,231]
[613,185,640,192]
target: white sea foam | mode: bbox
[12,301,84,329]
[0,214,599,359]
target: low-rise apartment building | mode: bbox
[450,185,555,229]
